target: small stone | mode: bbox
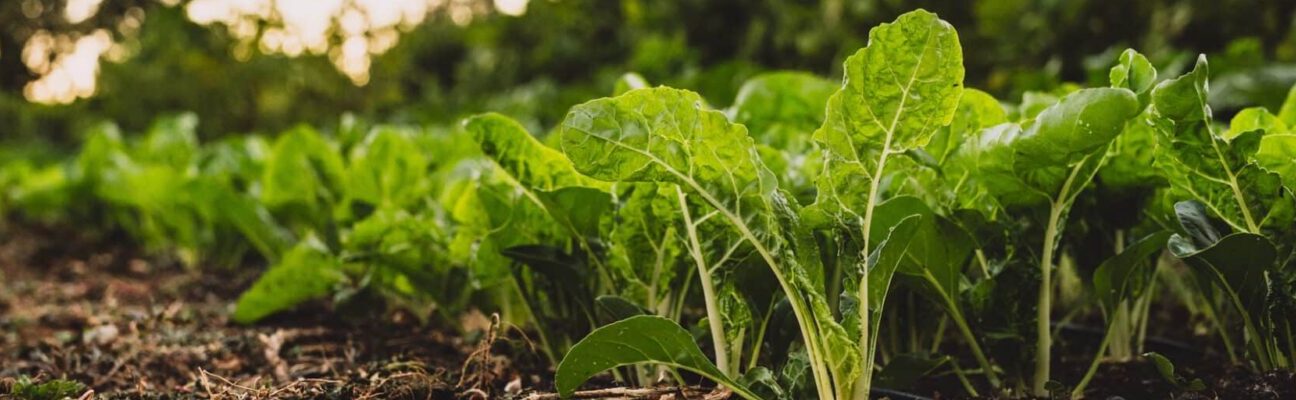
[83,324,119,346]
[504,377,522,394]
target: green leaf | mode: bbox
[261,126,347,208]
[1099,109,1166,191]
[1092,231,1172,313]
[729,72,837,195]
[1278,84,1296,127]
[604,184,684,310]
[869,196,972,297]
[345,127,431,210]
[925,88,1007,166]
[463,113,616,286]
[1228,107,1286,140]
[729,72,837,155]
[1143,352,1205,390]
[1150,56,1288,233]
[811,9,964,224]
[1108,49,1157,106]
[466,113,606,191]
[1256,133,1296,191]
[954,88,1140,207]
[555,315,760,400]
[1168,230,1275,314]
[1151,55,1209,122]
[1144,352,1179,385]
[234,239,345,323]
[535,186,613,240]
[1100,49,1164,191]
[864,214,923,312]
[136,113,199,169]
[816,9,963,157]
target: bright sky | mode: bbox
[22,0,530,104]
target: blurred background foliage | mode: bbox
[2,0,1296,144]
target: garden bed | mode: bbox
[0,225,1291,400]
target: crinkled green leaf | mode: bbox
[811,9,963,224]
[604,184,684,310]
[466,113,606,191]
[234,239,344,323]
[555,315,760,400]
[1150,56,1288,233]
[560,86,840,397]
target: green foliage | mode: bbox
[11,6,1296,400]
[9,377,84,400]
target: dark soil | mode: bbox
[0,225,539,399]
[0,224,1292,399]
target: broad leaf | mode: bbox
[261,126,347,208]
[345,128,431,211]
[1256,133,1296,192]
[466,113,606,191]
[811,9,964,224]
[1168,210,1276,314]
[555,315,760,400]
[729,71,837,155]
[234,239,345,323]
[1150,56,1288,233]
[953,88,1140,207]
[1227,107,1286,140]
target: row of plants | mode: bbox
[3,9,1295,399]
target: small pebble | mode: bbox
[83,324,119,346]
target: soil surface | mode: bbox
[0,224,1292,399]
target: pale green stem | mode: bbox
[852,142,895,400]
[949,358,980,398]
[1072,320,1115,398]
[926,271,1000,387]
[677,187,732,378]
[930,315,948,354]
[1033,200,1064,397]
[974,249,992,278]
[1032,158,1090,396]
[748,308,774,371]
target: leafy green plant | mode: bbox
[950,86,1141,395]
